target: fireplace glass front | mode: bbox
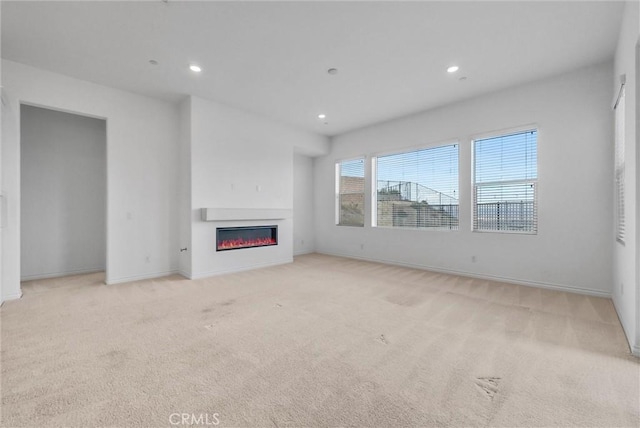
[216,225,278,251]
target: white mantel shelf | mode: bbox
[201,208,292,222]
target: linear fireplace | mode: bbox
[216,225,278,251]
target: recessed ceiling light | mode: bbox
[447,66,459,73]
[327,68,338,75]
[318,114,326,119]
[190,64,202,72]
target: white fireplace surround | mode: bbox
[189,208,294,280]
[201,208,292,222]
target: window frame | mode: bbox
[371,140,460,231]
[471,126,539,235]
[614,86,625,244]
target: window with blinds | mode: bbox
[615,87,625,243]
[473,129,537,233]
[336,158,365,227]
[374,143,459,230]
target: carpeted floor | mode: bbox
[1,253,639,427]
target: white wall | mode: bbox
[315,62,613,296]
[187,96,328,278]
[20,105,106,280]
[293,153,316,255]
[0,1,4,303]
[613,0,639,355]
[178,98,192,278]
[1,60,180,300]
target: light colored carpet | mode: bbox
[1,253,638,427]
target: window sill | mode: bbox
[373,225,459,232]
[472,229,537,235]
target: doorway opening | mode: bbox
[20,105,107,283]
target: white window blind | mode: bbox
[375,143,458,230]
[473,129,537,233]
[615,87,625,243]
[336,158,365,227]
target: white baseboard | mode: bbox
[178,270,192,280]
[21,267,105,282]
[294,248,315,256]
[316,251,611,298]
[0,291,23,305]
[190,258,293,280]
[106,269,179,285]
[610,298,638,356]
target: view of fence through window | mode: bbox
[473,129,538,233]
[337,158,365,226]
[375,144,459,229]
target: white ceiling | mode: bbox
[2,1,625,136]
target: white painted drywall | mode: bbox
[612,0,639,355]
[315,62,614,296]
[0,2,4,304]
[20,105,106,280]
[293,153,316,255]
[1,60,180,299]
[178,98,192,278]
[188,96,328,278]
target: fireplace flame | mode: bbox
[218,237,277,250]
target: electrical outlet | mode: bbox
[301,239,305,246]
[471,255,477,263]
[145,256,150,264]
[360,244,364,250]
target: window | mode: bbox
[374,143,459,230]
[614,87,625,243]
[336,158,365,226]
[473,129,537,233]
